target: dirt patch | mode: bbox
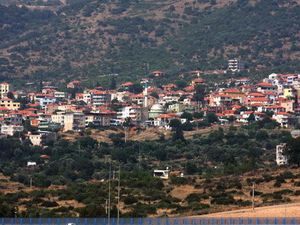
[170,185,199,200]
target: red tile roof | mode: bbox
[257,82,274,87]
[248,92,265,97]
[121,82,134,87]
[224,88,241,93]
[151,70,164,74]
[158,113,178,119]
[0,106,9,111]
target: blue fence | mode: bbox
[0,218,300,225]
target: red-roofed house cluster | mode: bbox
[0,72,300,146]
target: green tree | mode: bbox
[186,162,198,175]
[247,113,256,123]
[109,77,117,90]
[129,83,143,94]
[193,84,206,104]
[150,92,159,99]
[175,80,187,89]
[181,112,193,121]
[285,137,300,166]
[79,204,106,217]
[193,111,204,119]
[6,92,15,100]
[170,119,185,142]
[206,112,219,124]
[123,117,132,127]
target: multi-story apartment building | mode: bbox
[1,124,23,136]
[276,143,288,166]
[117,106,148,123]
[90,90,111,106]
[0,98,20,110]
[52,112,85,132]
[227,59,244,73]
[35,94,56,109]
[28,131,57,146]
[0,82,9,98]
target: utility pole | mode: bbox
[108,159,112,225]
[117,165,121,225]
[14,206,17,218]
[105,199,108,215]
[29,176,33,189]
[252,182,255,211]
[285,204,287,218]
[138,143,141,170]
[124,127,128,143]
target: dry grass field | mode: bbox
[198,203,300,218]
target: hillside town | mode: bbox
[1,71,300,148]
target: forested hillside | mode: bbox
[0,0,299,82]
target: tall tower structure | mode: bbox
[143,81,148,108]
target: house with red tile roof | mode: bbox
[67,80,81,89]
[162,84,177,92]
[256,82,277,93]
[191,78,205,87]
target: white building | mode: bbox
[54,91,67,99]
[117,106,148,123]
[291,130,300,139]
[1,124,23,136]
[227,59,244,73]
[28,131,57,146]
[0,82,9,98]
[35,95,56,109]
[276,143,288,166]
[27,162,37,167]
[272,112,290,128]
[153,168,170,179]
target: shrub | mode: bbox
[170,176,189,185]
[262,174,274,182]
[41,200,59,208]
[249,190,263,196]
[211,194,235,205]
[279,171,295,179]
[274,189,293,195]
[185,193,201,203]
[123,196,138,205]
[190,202,210,210]
[294,190,300,196]
[294,181,300,187]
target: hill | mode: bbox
[0,0,300,83]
